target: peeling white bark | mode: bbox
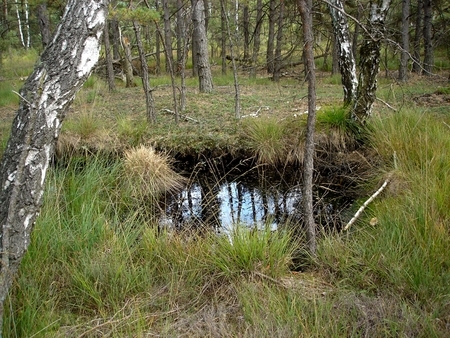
[352,0,391,122]
[77,36,101,77]
[328,0,358,105]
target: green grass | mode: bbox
[317,108,450,334]
[241,117,287,165]
[0,83,20,107]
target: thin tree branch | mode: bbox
[343,175,391,231]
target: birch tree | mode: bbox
[0,0,108,329]
[352,0,391,122]
[328,0,358,105]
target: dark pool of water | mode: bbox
[159,163,351,232]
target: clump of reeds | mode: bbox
[242,117,286,165]
[122,145,186,199]
[316,106,360,151]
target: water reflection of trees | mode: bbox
[161,173,306,231]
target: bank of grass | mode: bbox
[318,108,450,334]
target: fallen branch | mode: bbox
[241,106,270,118]
[343,175,391,231]
[161,108,199,123]
[376,97,397,111]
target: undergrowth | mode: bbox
[2,50,450,337]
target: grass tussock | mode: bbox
[316,106,360,151]
[122,145,186,200]
[242,117,288,166]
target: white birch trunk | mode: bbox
[328,0,358,105]
[24,0,30,49]
[352,0,391,122]
[15,1,25,48]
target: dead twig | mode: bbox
[252,271,287,288]
[343,174,392,231]
[161,108,199,123]
[376,97,398,112]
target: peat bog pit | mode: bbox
[159,155,356,233]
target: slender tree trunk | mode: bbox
[422,0,433,75]
[24,0,30,48]
[352,0,391,122]
[163,0,174,73]
[273,0,284,82]
[37,3,51,50]
[122,36,135,88]
[243,4,250,60]
[133,21,156,123]
[104,20,116,92]
[250,0,263,78]
[221,0,240,119]
[191,0,213,93]
[399,0,410,81]
[180,20,190,112]
[154,19,179,123]
[15,1,25,48]
[176,0,184,73]
[328,0,358,105]
[0,0,108,328]
[298,0,317,256]
[266,0,276,73]
[221,0,227,75]
[412,0,423,73]
[110,18,120,60]
[155,0,161,75]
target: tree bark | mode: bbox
[221,0,240,119]
[298,0,317,256]
[0,0,108,328]
[37,3,51,50]
[176,0,184,73]
[399,0,410,81]
[412,0,422,73]
[133,21,156,123]
[266,0,276,74]
[122,35,135,87]
[352,0,391,122]
[155,0,161,75]
[328,0,358,105]
[221,0,227,75]
[273,0,285,82]
[163,0,174,73]
[422,0,433,75]
[191,0,213,93]
[243,4,250,61]
[104,20,116,92]
[250,0,263,78]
